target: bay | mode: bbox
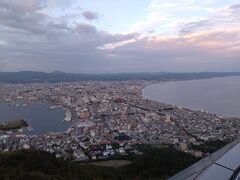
[0,103,70,135]
[143,76,240,117]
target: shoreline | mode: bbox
[0,102,70,135]
[140,77,240,119]
[0,119,28,131]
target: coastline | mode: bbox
[0,102,70,135]
[141,76,240,119]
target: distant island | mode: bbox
[0,71,240,83]
[0,119,28,131]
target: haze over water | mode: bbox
[143,76,240,118]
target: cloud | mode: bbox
[0,40,7,46]
[0,0,46,13]
[101,29,240,72]
[0,0,239,73]
[82,11,99,21]
[99,39,137,50]
[76,23,97,33]
[128,0,239,36]
[230,4,240,10]
[179,3,240,35]
[0,0,138,73]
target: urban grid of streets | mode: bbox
[0,81,240,161]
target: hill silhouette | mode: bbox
[0,145,199,180]
[0,71,240,83]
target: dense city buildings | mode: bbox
[0,81,239,161]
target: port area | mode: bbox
[0,119,28,131]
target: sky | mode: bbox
[0,0,239,73]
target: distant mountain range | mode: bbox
[0,71,240,83]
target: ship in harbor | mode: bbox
[64,110,72,122]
